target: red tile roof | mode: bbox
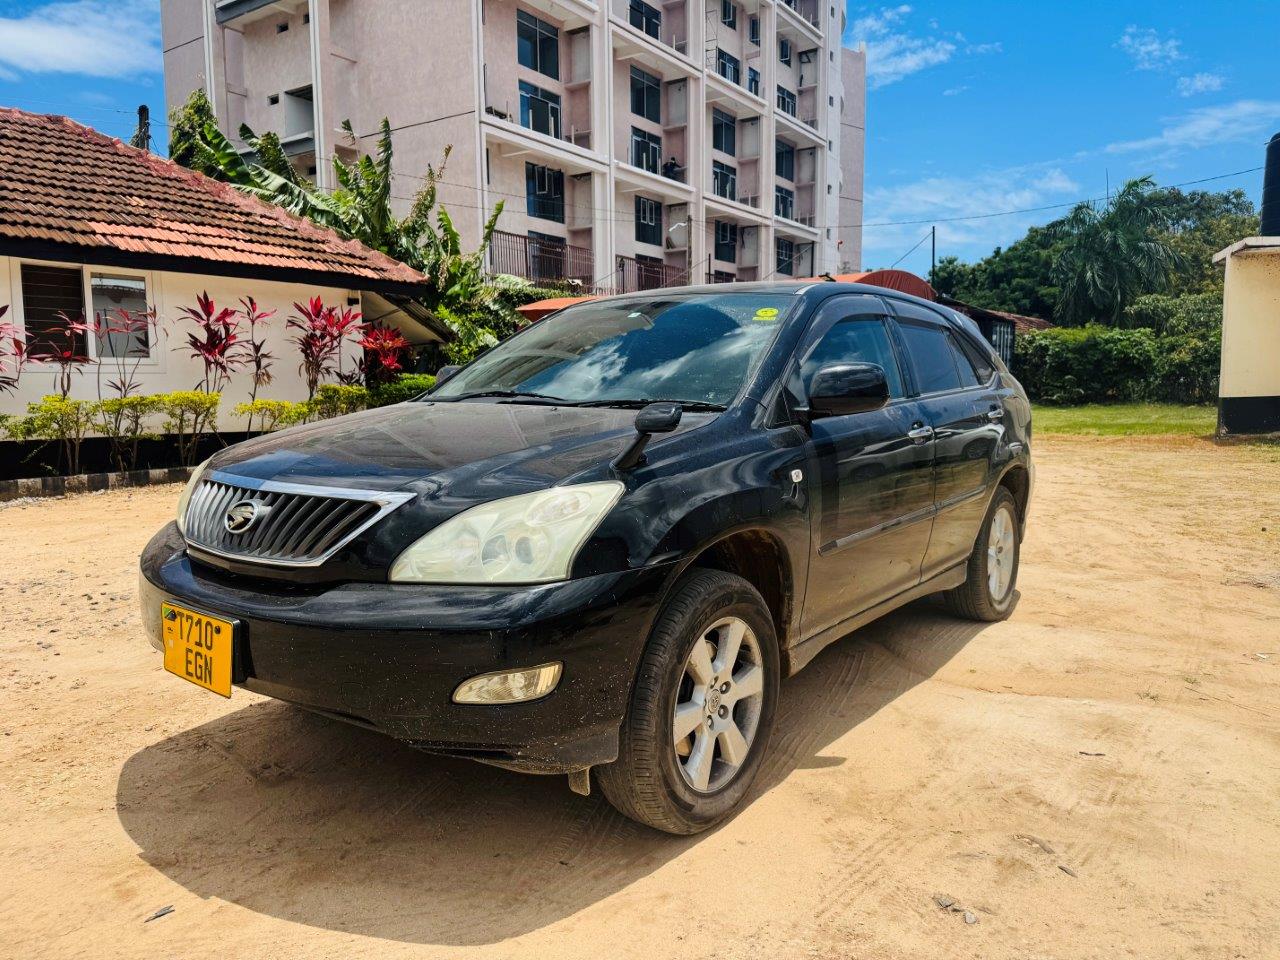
[0,108,429,294]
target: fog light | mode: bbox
[452,662,563,705]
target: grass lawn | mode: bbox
[1032,403,1217,436]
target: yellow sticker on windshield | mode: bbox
[753,307,780,322]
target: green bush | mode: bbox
[2,395,97,474]
[308,383,370,420]
[1014,325,1218,405]
[97,395,164,472]
[1123,292,1221,336]
[369,373,435,407]
[232,398,311,432]
[163,391,220,466]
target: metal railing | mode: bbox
[490,231,595,286]
[616,255,689,292]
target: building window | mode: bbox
[712,160,737,201]
[519,81,562,138]
[635,196,662,246]
[20,264,87,359]
[775,185,795,220]
[716,49,740,85]
[747,67,761,96]
[714,220,738,262]
[776,237,795,275]
[628,0,661,38]
[711,108,736,156]
[776,85,797,117]
[517,10,559,80]
[778,37,792,66]
[91,273,151,358]
[775,140,795,181]
[712,270,736,284]
[749,16,760,44]
[630,66,661,123]
[526,162,565,222]
[721,0,737,29]
[631,127,661,172]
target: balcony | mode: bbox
[616,255,689,292]
[776,0,821,36]
[490,231,596,287]
[215,0,298,25]
[612,0,691,59]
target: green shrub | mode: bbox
[308,383,370,420]
[1014,325,1219,405]
[232,398,311,432]
[370,373,435,407]
[162,391,220,466]
[1124,292,1222,336]
[97,395,164,472]
[3,395,98,474]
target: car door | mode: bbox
[888,302,1003,580]
[789,295,937,640]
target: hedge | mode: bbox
[1013,325,1220,405]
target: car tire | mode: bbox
[941,485,1020,622]
[596,568,780,835]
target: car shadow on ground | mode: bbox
[116,596,1005,946]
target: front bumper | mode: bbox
[140,523,673,773]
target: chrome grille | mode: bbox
[183,471,414,567]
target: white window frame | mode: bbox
[10,258,160,368]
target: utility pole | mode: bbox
[130,105,151,152]
[930,225,936,281]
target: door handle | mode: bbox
[907,424,934,443]
[986,406,1005,422]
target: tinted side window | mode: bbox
[948,335,980,388]
[956,334,996,382]
[898,321,961,394]
[801,317,904,399]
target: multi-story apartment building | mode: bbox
[163,0,865,292]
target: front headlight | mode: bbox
[175,458,210,537]
[389,481,624,585]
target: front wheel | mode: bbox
[597,569,780,835]
[941,486,1021,621]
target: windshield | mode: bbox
[430,293,796,408]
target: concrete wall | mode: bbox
[837,45,866,271]
[1,255,359,423]
[1220,250,1280,399]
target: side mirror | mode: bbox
[435,364,462,385]
[807,362,890,420]
[613,401,683,470]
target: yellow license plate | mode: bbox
[162,602,235,698]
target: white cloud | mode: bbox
[861,165,1080,269]
[847,5,967,89]
[0,0,160,79]
[1176,72,1226,97]
[942,85,968,97]
[1105,99,1280,154]
[1116,25,1184,72]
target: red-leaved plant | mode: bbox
[34,312,93,398]
[178,292,244,393]
[240,296,276,429]
[286,297,362,399]
[91,307,160,399]
[0,305,27,395]
[359,322,412,388]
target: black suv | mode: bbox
[140,282,1032,834]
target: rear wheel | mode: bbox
[941,486,1020,622]
[597,569,779,835]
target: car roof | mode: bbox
[578,280,953,315]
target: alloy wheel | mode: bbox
[672,616,765,793]
[987,503,1016,601]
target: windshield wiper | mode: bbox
[577,398,728,412]
[441,389,575,405]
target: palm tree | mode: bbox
[1051,176,1183,327]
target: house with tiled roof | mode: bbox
[0,107,447,416]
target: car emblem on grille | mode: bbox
[224,499,264,534]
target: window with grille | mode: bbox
[20,264,87,360]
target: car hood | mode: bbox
[210,400,712,495]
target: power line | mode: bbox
[889,230,931,269]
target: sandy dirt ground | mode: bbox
[1,435,1278,960]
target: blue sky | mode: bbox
[1,0,1278,275]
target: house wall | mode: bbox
[1218,249,1280,433]
[0,255,360,424]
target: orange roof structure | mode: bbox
[800,269,937,301]
[516,296,598,322]
[0,107,430,296]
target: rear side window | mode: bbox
[948,336,980,388]
[801,317,905,399]
[898,321,962,394]
[956,334,996,383]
